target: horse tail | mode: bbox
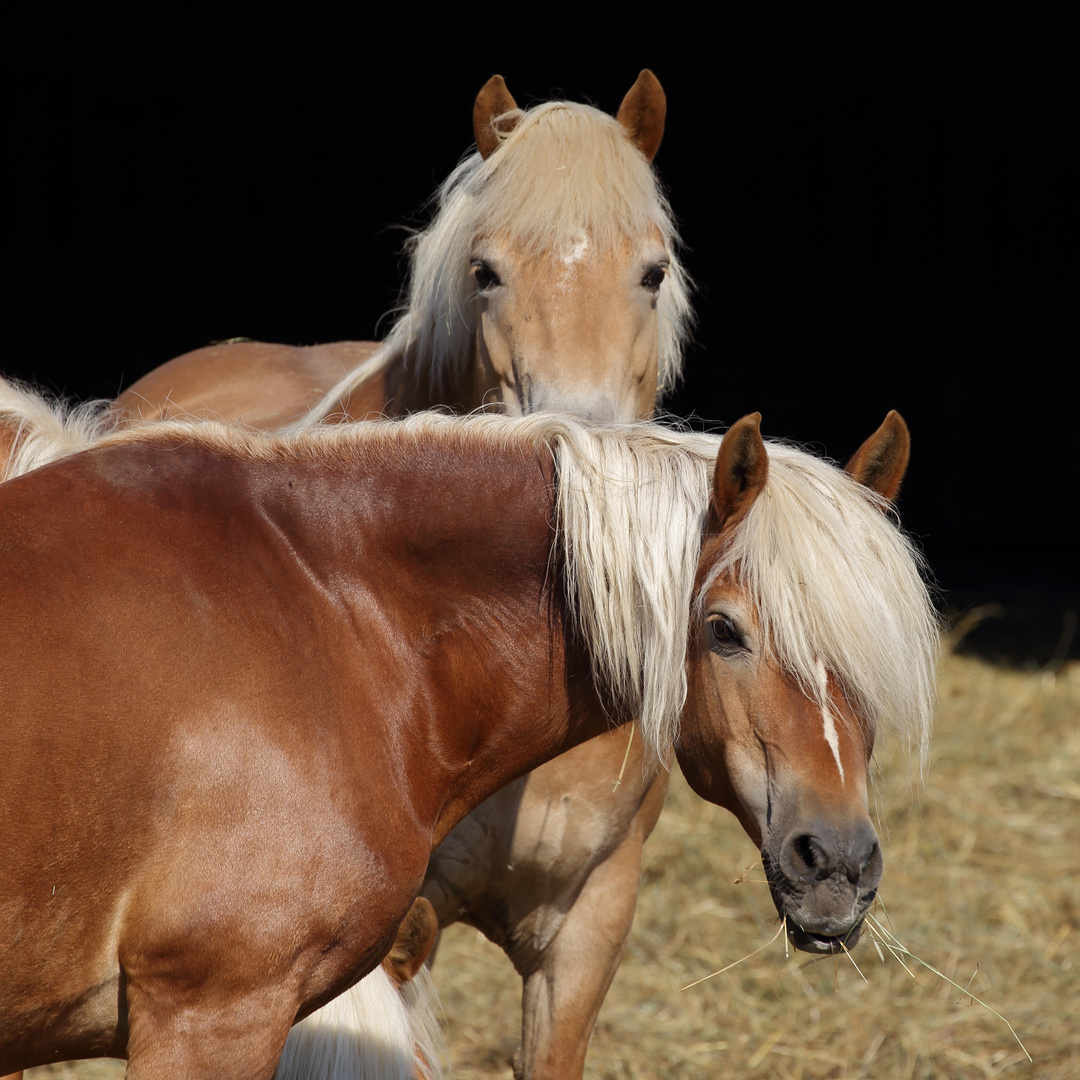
[275,964,446,1080]
[0,376,114,482]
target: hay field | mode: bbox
[27,650,1080,1079]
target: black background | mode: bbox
[5,8,1076,662]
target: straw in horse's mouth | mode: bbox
[786,919,864,955]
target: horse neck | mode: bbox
[251,434,606,840]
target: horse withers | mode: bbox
[0,410,936,1076]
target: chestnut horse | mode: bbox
[4,70,698,1078]
[0,410,937,1077]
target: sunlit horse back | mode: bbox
[0,410,936,1077]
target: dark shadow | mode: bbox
[933,545,1080,669]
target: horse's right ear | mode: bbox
[709,413,768,535]
[616,69,666,162]
[844,410,910,504]
[474,74,520,159]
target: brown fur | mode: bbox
[384,900,440,989]
[844,407,911,502]
[112,341,383,425]
[473,74,520,159]
[0,414,921,1076]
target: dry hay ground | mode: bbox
[28,650,1080,1079]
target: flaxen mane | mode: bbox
[63,412,935,771]
[301,99,692,423]
[0,377,113,482]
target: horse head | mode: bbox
[401,71,691,422]
[678,411,932,953]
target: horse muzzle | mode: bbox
[761,817,883,955]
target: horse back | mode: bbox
[111,340,383,427]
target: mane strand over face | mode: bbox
[700,442,939,772]
[302,97,693,425]
[546,421,719,760]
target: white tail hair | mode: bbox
[276,965,445,1080]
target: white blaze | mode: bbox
[814,659,845,783]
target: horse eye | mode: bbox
[707,614,744,653]
[471,261,501,291]
[641,263,667,292]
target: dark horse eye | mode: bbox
[707,613,744,653]
[641,263,667,292]
[471,260,501,291]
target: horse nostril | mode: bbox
[781,825,881,887]
[795,834,817,871]
[788,834,834,880]
[856,838,883,885]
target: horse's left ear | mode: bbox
[844,410,910,504]
[384,897,439,987]
[709,412,768,535]
[474,74,520,159]
[616,70,666,162]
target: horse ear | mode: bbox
[384,897,439,987]
[844,410,910,504]
[616,69,666,162]
[709,413,768,535]
[474,74,520,160]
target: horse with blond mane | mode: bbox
[2,70,698,1078]
[0,407,937,1078]
[110,70,691,429]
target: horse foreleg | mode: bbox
[513,826,647,1080]
[122,981,297,1080]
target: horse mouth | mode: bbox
[760,848,874,956]
[785,918,864,955]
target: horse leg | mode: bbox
[122,980,297,1080]
[513,783,665,1080]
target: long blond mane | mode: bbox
[529,420,937,772]
[54,412,935,771]
[303,98,692,423]
[0,377,113,482]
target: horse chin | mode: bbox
[785,918,864,955]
